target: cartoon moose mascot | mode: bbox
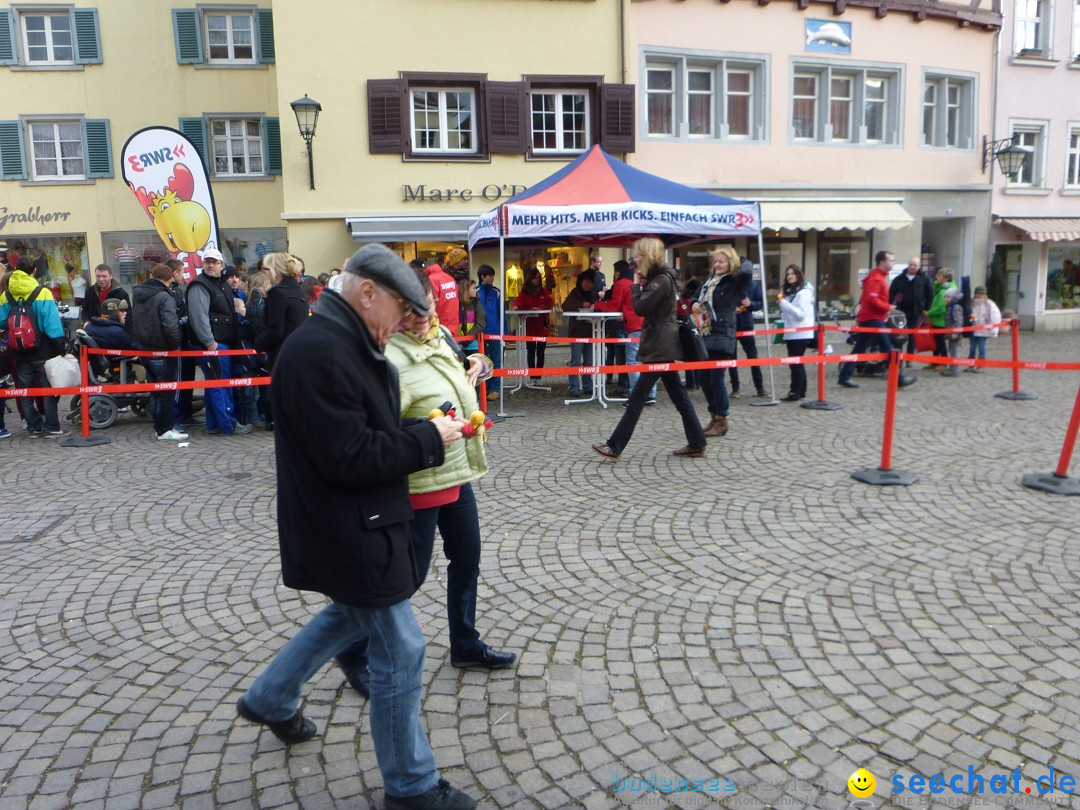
[130,163,213,281]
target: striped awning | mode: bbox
[759,200,914,231]
[1001,218,1080,242]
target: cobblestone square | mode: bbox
[2,331,1079,809]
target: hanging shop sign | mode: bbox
[402,183,528,203]
[0,206,73,232]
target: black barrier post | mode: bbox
[801,323,843,412]
[851,351,917,486]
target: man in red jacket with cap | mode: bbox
[838,250,908,388]
[422,260,460,335]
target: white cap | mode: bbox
[202,248,224,263]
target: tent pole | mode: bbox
[497,235,507,419]
[750,229,779,407]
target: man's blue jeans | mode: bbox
[568,343,594,394]
[625,331,656,399]
[243,599,438,798]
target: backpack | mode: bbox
[6,284,45,352]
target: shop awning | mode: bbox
[346,215,476,242]
[1001,218,1080,242]
[759,200,914,231]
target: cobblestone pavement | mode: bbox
[2,331,1080,810]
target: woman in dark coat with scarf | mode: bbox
[255,252,309,430]
[693,245,751,438]
[591,238,707,460]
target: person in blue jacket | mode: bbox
[0,258,67,437]
[475,264,502,401]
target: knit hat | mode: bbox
[446,247,468,267]
[102,298,128,321]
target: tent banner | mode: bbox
[503,202,759,241]
[120,126,221,282]
[468,209,501,249]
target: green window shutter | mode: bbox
[178,117,208,171]
[263,116,281,175]
[0,120,27,180]
[83,119,112,177]
[0,10,16,66]
[72,8,102,65]
[255,9,274,64]
[172,9,203,64]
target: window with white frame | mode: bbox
[1009,123,1045,186]
[1073,0,1080,59]
[29,121,84,179]
[791,64,900,145]
[411,89,476,154]
[1015,0,1050,54]
[205,11,255,63]
[922,74,974,148]
[646,67,675,135]
[21,11,74,65]
[531,90,589,154]
[643,54,766,141]
[1067,127,1080,186]
[210,118,263,176]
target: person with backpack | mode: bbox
[0,258,68,437]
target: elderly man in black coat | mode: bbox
[236,244,475,810]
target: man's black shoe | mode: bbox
[898,373,917,388]
[336,657,370,698]
[450,644,517,670]
[236,696,317,744]
[385,779,476,810]
[838,379,860,389]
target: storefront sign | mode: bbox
[403,183,527,203]
[0,205,73,232]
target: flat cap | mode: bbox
[345,244,430,317]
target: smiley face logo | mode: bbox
[848,769,876,797]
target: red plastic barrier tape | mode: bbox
[491,353,887,379]
[85,347,257,358]
[3,376,271,399]
[831,320,1011,336]
[901,354,1080,372]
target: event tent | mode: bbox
[466,146,777,416]
[467,144,761,250]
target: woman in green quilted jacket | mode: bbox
[927,266,957,369]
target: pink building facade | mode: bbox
[629,0,1000,317]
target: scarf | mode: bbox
[403,313,443,346]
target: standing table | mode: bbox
[504,310,552,394]
[561,311,624,408]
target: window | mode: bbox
[1015,0,1050,54]
[177,115,280,178]
[1008,123,1046,186]
[211,119,263,175]
[22,12,73,64]
[922,74,975,148]
[0,7,101,67]
[411,89,476,154]
[205,12,254,63]
[646,67,675,135]
[0,117,112,182]
[1074,0,1080,59]
[642,53,767,142]
[172,7,274,66]
[1067,127,1080,186]
[791,63,900,145]
[531,90,589,154]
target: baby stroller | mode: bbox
[65,330,150,429]
[845,307,907,378]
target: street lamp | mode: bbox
[981,134,1031,180]
[290,94,322,190]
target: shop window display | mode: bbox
[102,228,286,286]
[1,234,89,301]
[817,236,869,318]
[1047,245,1080,310]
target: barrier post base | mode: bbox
[1022,472,1080,496]
[851,467,917,486]
[995,390,1038,401]
[801,400,843,411]
[59,435,112,448]
[749,399,779,407]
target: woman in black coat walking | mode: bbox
[591,237,707,460]
[254,252,308,430]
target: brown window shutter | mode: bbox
[367,79,406,154]
[486,81,526,154]
[600,83,635,154]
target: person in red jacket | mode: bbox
[838,251,899,388]
[422,260,460,335]
[595,258,650,400]
[511,268,552,379]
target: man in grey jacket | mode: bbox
[132,263,186,441]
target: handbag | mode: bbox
[45,353,80,388]
[703,333,734,355]
[913,317,936,353]
[678,320,708,362]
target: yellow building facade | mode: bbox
[0,0,284,294]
